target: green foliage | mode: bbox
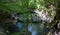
[0,0,28,13]
[0,0,45,13]
[10,32,20,35]
[0,0,59,35]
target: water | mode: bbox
[10,13,51,35]
[28,24,37,35]
[34,9,53,23]
[16,22,23,29]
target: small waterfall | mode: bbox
[34,9,54,23]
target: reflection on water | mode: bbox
[8,12,51,35]
[16,22,46,35]
[28,24,37,35]
[16,22,23,29]
[0,21,50,35]
[32,31,36,35]
[28,24,33,32]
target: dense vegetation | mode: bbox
[0,0,60,35]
